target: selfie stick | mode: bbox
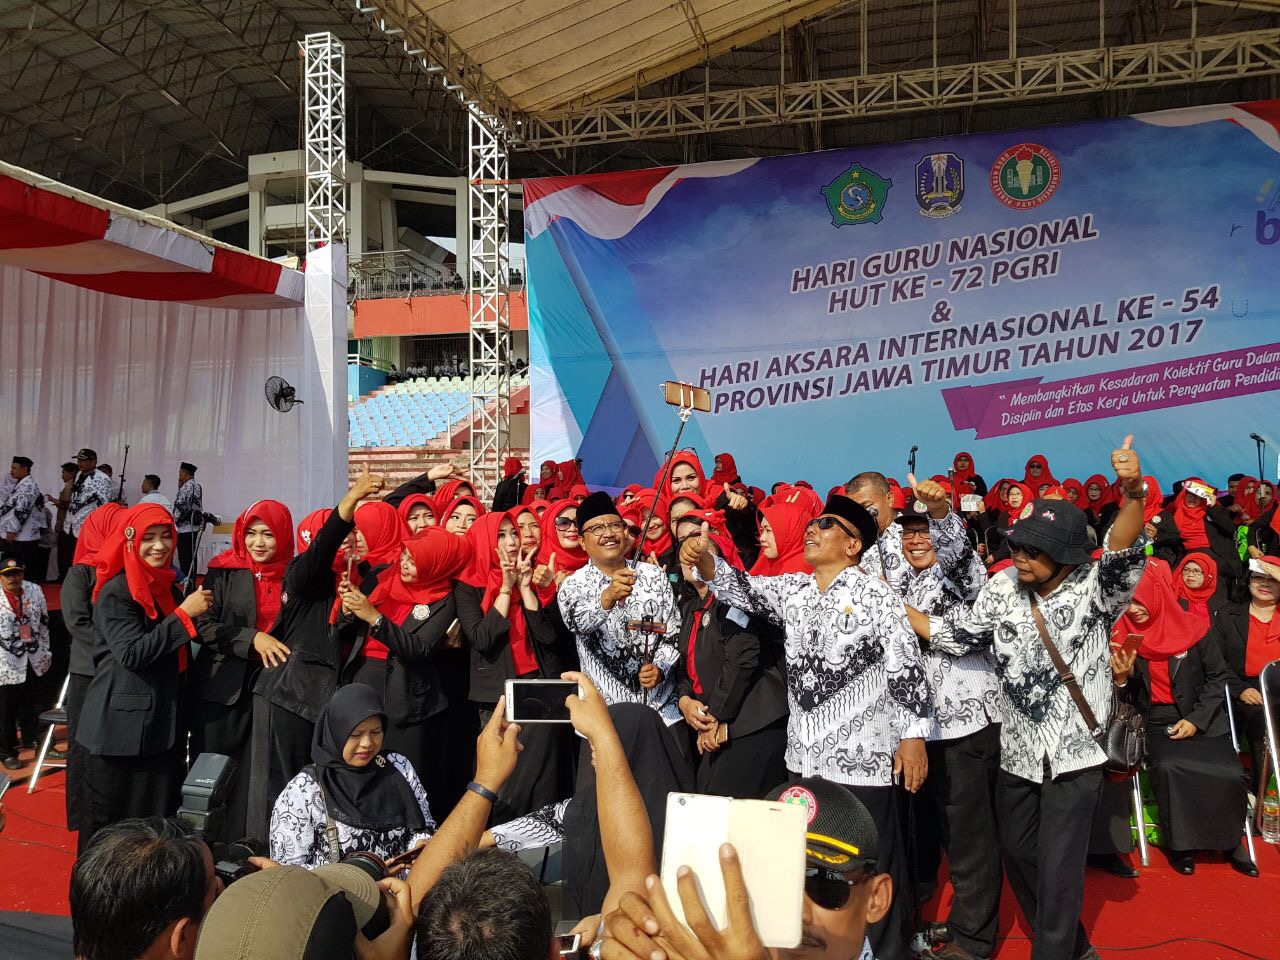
[631,383,702,564]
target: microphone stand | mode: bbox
[907,445,918,478]
[183,515,211,595]
[1254,434,1266,480]
[116,443,130,505]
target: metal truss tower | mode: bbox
[467,108,511,500]
[302,33,348,250]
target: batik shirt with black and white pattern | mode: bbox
[66,469,113,537]
[0,475,44,543]
[556,561,682,725]
[268,752,435,869]
[173,478,204,533]
[862,510,967,595]
[489,799,570,852]
[897,540,1000,742]
[928,524,1147,782]
[700,556,931,786]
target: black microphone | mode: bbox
[910,444,919,453]
[1251,433,1264,442]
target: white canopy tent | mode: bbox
[0,162,346,529]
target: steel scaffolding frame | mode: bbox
[519,28,1280,149]
[302,33,348,250]
[467,108,511,500]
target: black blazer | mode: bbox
[1152,505,1244,599]
[384,471,437,511]
[192,568,262,707]
[491,475,527,513]
[1245,506,1280,557]
[1124,634,1231,738]
[340,563,458,723]
[63,562,97,679]
[1208,601,1261,693]
[675,594,788,738]
[77,574,192,756]
[252,507,356,722]
[713,488,760,571]
[456,582,566,703]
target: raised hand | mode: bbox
[679,521,713,569]
[601,566,637,609]
[427,462,465,482]
[515,546,536,589]
[726,490,749,511]
[179,588,213,618]
[351,461,386,502]
[908,472,949,518]
[497,546,518,590]
[1111,435,1143,491]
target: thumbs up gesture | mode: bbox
[1111,434,1143,490]
[908,472,949,519]
[679,521,714,569]
[351,461,386,502]
[532,551,557,589]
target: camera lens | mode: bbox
[341,850,389,883]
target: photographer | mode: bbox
[71,817,223,960]
[599,778,892,960]
[269,683,434,869]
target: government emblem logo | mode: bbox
[778,784,819,824]
[822,163,891,226]
[915,153,963,218]
[990,143,1060,209]
[412,604,430,621]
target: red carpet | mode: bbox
[1,757,1276,958]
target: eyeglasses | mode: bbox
[805,866,876,911]
[806,516,858,539]
[582,520,626,538]
[900,527,932,541]
[1009,542,1043,561]
[553,516,577,530]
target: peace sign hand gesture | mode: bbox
[497,546,518,590]
[515,546,536,589]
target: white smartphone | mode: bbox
[504,679,582,723]
[960,494,984,512]
[660,793,806,948]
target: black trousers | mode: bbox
[927,725,1002,958]
[80,747,185,855]
[245,695,315,839]
[56,532,76,582]
[0,665,48,757]
[696,717,788,799]
[66,672,92,833]
[178,531,197,578]
[189,688,257,843]
[998,764,1103,960]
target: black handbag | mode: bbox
[1029,594,1145,777]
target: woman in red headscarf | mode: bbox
[951,451,987,498]
[551,459,585,500]
[978,481,1034,568]
[706,453,760,569]
[1152,478,1242,598]
[434,478,477,515]
[337,526,470,790]
[77,503,211,845]
[531,499,589,604]
[634,496,673,567]
[1112,560,1254,876]
[751,502,812,577]
[654,451,707,514]
[441,494,486,536]
[1172,552,1220,628]
[247,469,386,838]
[191,499,294,841]
[60,502,123,842]
[456,510,571,819]
[523,460,560,504]
[492,457,528,513]
[398,494,437,536]
[1022,454,1055,488]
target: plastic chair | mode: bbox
[27,673,69,793]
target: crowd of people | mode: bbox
[2,439,1277,960]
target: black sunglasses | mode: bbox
[805,865,876,911]
[806,516,858,539]
[1009,542,1043,560]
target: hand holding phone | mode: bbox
[504,679,582,723]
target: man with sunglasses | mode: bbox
[894,513,1000,960]
[681,494,930,960]
[599,776,892,960]
[904,436,1148,960]
[557,492,685,733]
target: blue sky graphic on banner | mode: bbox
[525,100,1280,492]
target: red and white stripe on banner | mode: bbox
[0,167,303,309]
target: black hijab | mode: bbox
[310,683,427,833]
[563,703,694,917]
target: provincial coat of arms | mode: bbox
[822,163,892,226]
[915,153,964,218]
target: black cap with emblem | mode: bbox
[766,777,879,875]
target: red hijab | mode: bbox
[536,499,589,583]
[1137,475,1164,525]
[463,511,539,675]
[952,451,977,486]
[528,498,552,516]
[208,500,295,632]
[1082,474,1116,515]
[569,484,590,501]
[636,496,672,560]
[1173,551,1218,626]
[1114,559,1206,702]
[1023,455,1056,486]
[74,502,124,565]
[1061,478,1085,507]
[502,457,524,479]
[710,452,739,486]
[751,501,812,576]
[770,483,823,519]
[1170,478,1211,549]
[368,526,469,610]
[983,478,1014,513]
[551,460,584,500]
[91,503,179,620]
[441,495,487,535]
[1001,482,1035,522]
[1235,476,1263,523]
[353,501,410,569]
[654,451,707,513]
[435,478,476,510]
[397,494,437,528]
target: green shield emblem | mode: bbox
[822,163,892,226]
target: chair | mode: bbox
[27,673,70,793]
[1225,682,1260,865]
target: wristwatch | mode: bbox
[1123,482,1148,500]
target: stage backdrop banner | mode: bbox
[525,99,1280,491]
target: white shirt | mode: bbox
[0,475,45,543]
[139,492,174,513]
[862,510,968,592]
[0,581,51,685]
[929,525,1147,782]
[701,557,931,787]
[556,560,683,725]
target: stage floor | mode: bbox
[1,756,1277,959]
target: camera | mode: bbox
[176,753,264,885]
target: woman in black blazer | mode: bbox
[1152,482,1244,601]
[1113,560,1255,876]
[192,500,294,842]
[673,522,788,799]
[337,526,469,795]
[457,509,569,822]
[77,503,211,848]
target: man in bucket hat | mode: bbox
[904,436,1149,960]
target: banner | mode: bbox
[526,100,1280,491]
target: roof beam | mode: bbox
[518,27,1280,150]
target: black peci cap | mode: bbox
[11,457,32,469]
[73,448,97,461]
[180,462,198,474]
[575,490,617,532]
[819,494,879,552]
